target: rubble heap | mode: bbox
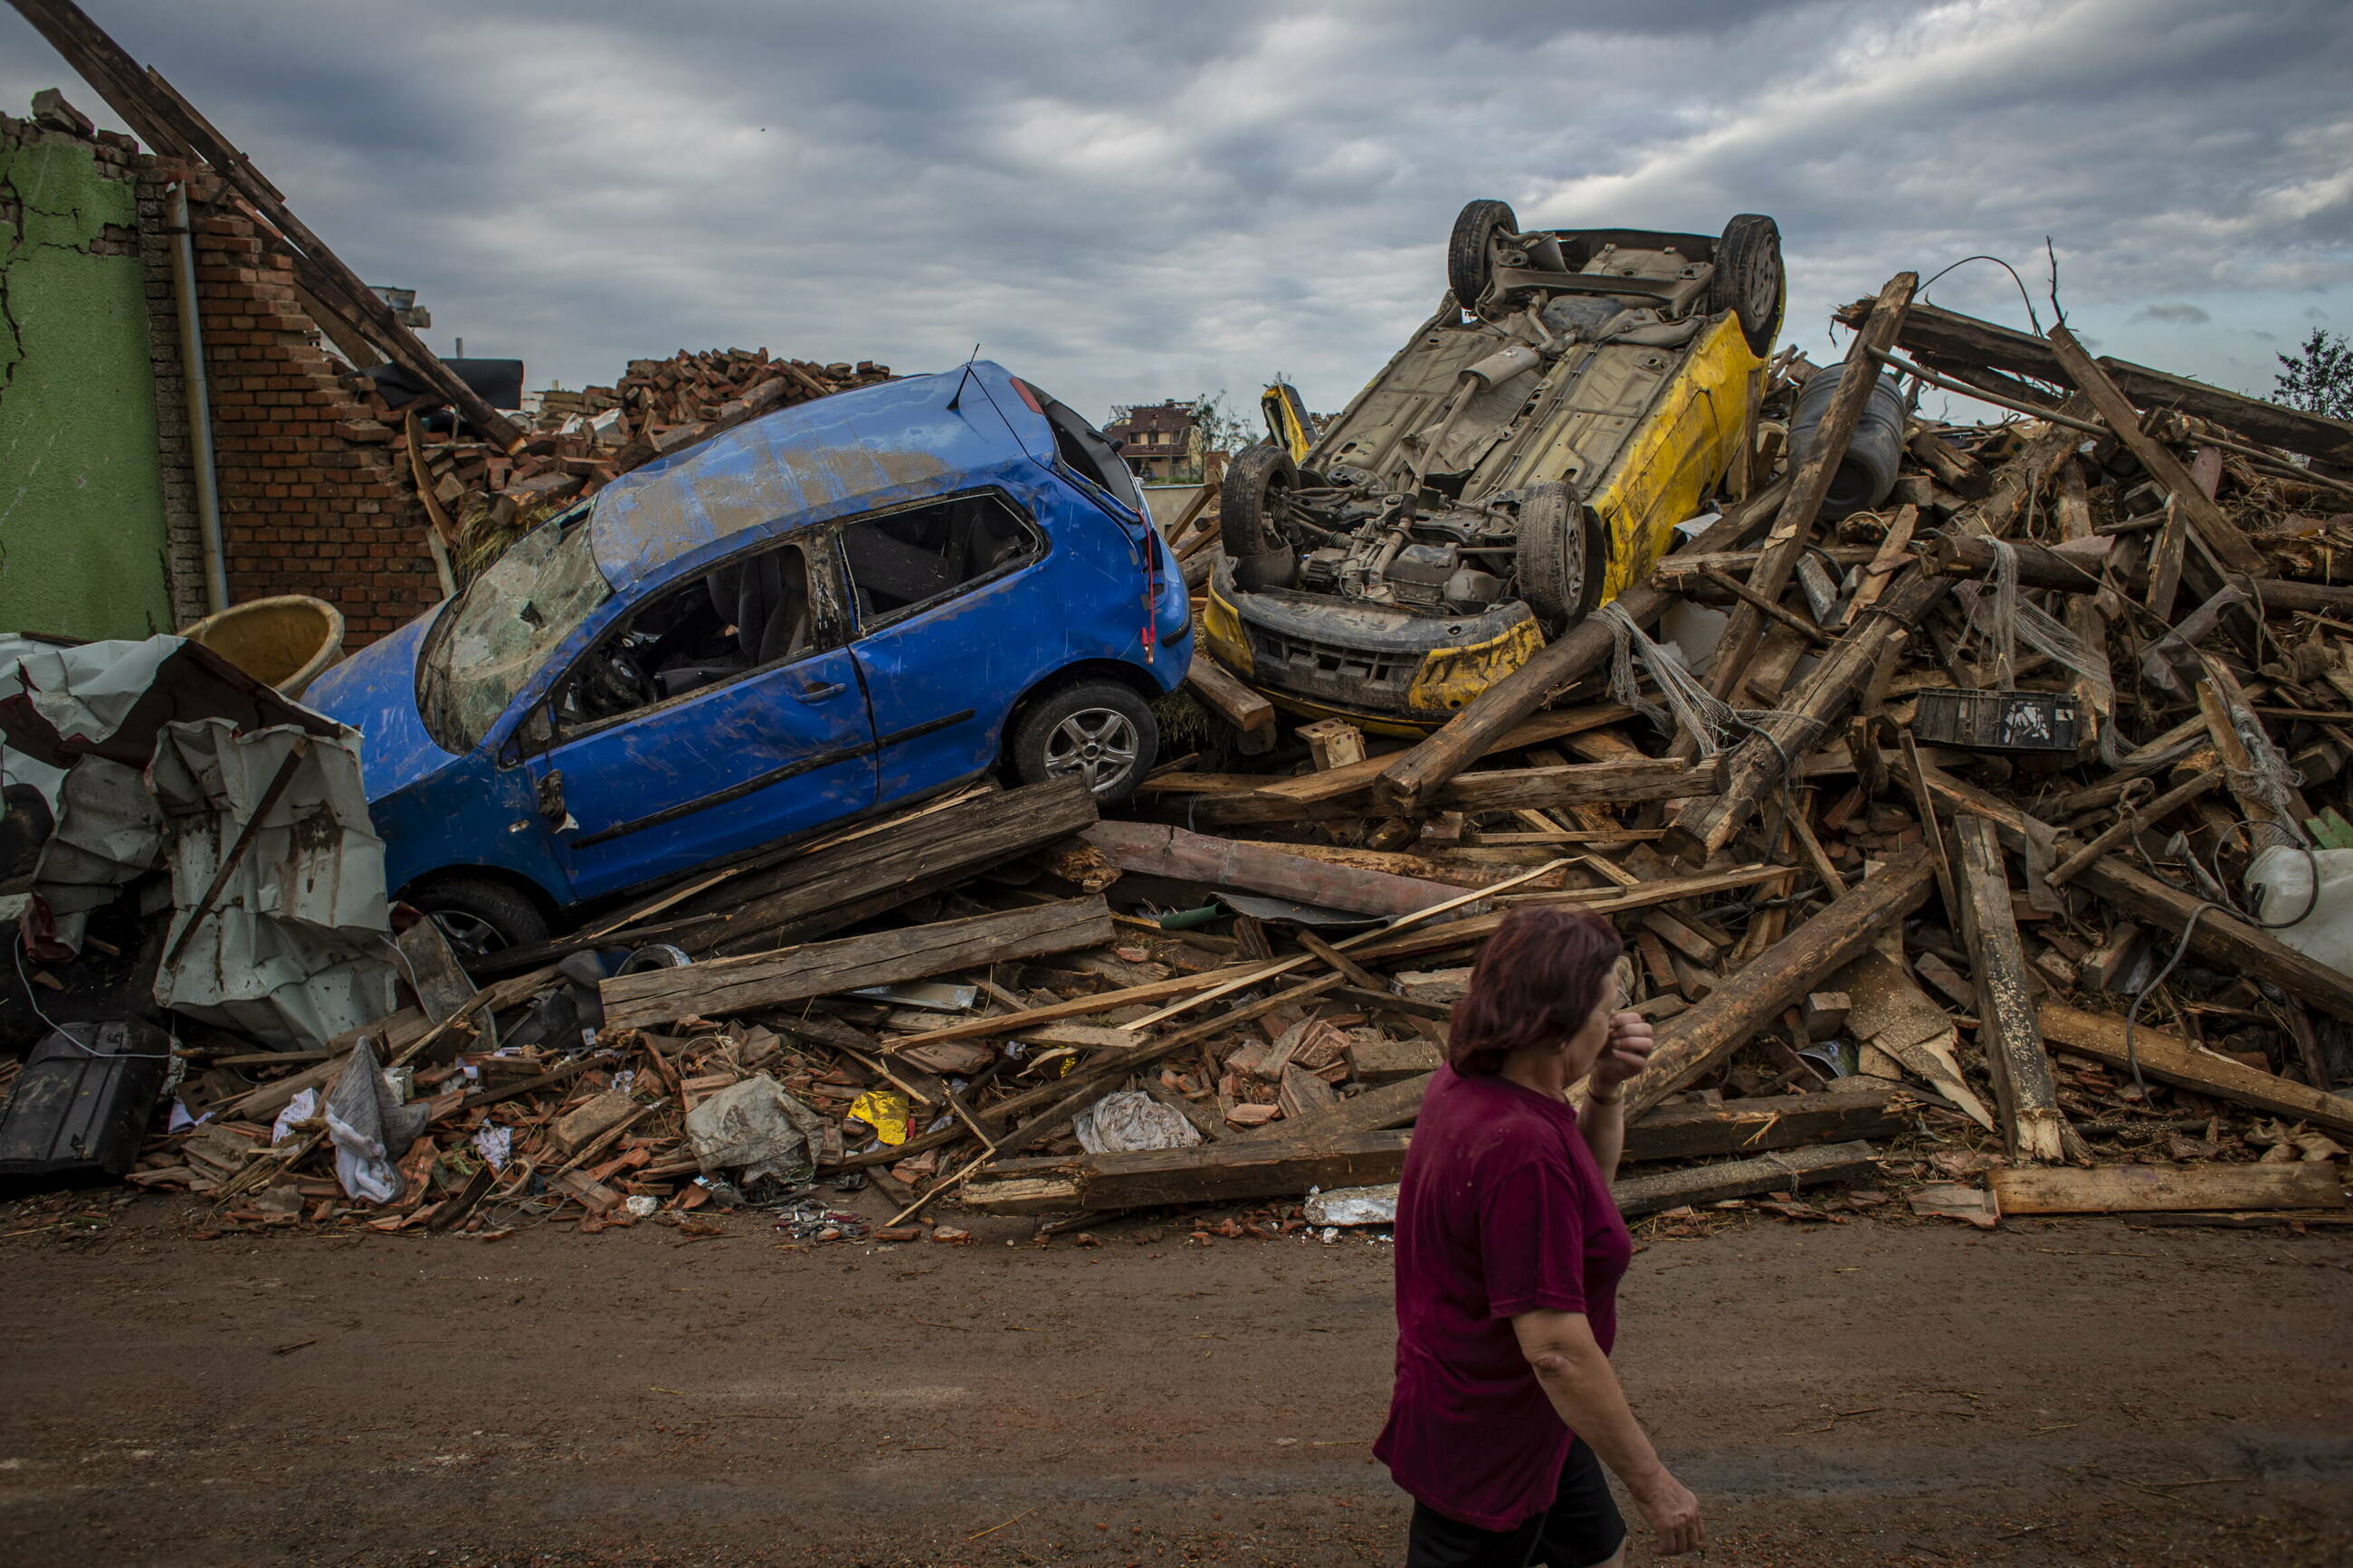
[381,348,894,581]
[32,275,2353,1243]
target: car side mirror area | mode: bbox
[536,768,568,827]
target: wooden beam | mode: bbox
[1989,1163,2344,1216]
[599,897,1114,1031]
[1948,814,2074,1164]
[1614,1140,1880,1218]
[2043,325,2265,574]
[1373,478,1791,814]
[1196,755,1711,825]
[2037,1003,2353,1136]
[1919,532,2106,594]
[1081,820,1467,917]
[1847,297,2353,469]
[1185,650,1277,753]
[965,1093,1904,1213]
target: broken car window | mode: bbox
[839,494,1043,629]
[418,515,612,754]
[551,541,820,734]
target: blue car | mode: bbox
[304,362,1191,953]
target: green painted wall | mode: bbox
[0,131,174,641]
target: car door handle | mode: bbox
[794,680,846,704]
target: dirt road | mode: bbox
[1,1204,2348,1566]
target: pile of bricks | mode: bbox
[399,347,893,582]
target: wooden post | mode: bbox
[1701,272,1917,707]
[2043,325,2264,575]
[1948,815,2075,1164]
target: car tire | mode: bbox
[410,875,550,960]
[1711,214,1785,356]
[1447,198,1519,318]
[1009,679,1157,806]
[1220,443,1299,557]
[1517,481,1603,628]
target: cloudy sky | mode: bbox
[7,0,2349,428]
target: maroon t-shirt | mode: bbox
[1373,1065,1634,1530]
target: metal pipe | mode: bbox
[166,182,229,615]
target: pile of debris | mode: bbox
[14,276,2353,1244]
[379,348,894,583]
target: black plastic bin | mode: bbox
[0,1020,172,1186]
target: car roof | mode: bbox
[586,359,1045,591]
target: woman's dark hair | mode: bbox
[1446,907,1624,1076]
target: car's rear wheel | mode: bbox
[1218,444,1300,589]
[410,874,549,960]
[1009,679,1157,806]
[1447,198,1519,318]
[1517,481,1604,627]
[1711,213,1785,356]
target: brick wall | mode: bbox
[176,189,436,646]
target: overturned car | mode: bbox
[1203,203,1784,729]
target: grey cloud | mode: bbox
[5,0,2350,419]
[2135,303,2213,324]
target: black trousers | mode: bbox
[1405,1440,1627,1568]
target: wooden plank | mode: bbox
[1619,1089,1901,1163]
[2037,1003,2353,1136]
[599,897,1114,1031]
[1989,1164,2345,1216]
[1258,706,1633,804]
[696,778,1098,956]
[1429,757,1718,813]
[1234,1070,1434,1145]
[963,1130,1415,1213]
[1081,820,1469,917]
[1373,478,1791,813]
[1186,651,1276,751]
[2043,325,2266,574]
[1948,814,2074,1164]
[1613,1140,1880,1218]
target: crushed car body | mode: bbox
[303,362,1190,950]
[1204,204,1784,730]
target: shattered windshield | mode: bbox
[417,515,612,754]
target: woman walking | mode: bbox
[1375,907,1703,1565]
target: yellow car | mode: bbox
[1205,204,1783,732]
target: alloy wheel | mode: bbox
[1043,708,1141,794]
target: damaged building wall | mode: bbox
[0,111,176,642]
[167,181,437,646]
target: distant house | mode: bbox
[1104,401,1202,481]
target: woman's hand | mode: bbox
[1589,1012,1654,1100]
[1625,1464,1704,1555]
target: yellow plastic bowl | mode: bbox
[179,594,346,698]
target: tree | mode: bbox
[1186,391,1258,456]
[2273,328,2353,422]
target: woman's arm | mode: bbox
[1577,1091,1628,1183]
[1512,1308,1703,1556]
[1579,1012,1654,1183]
